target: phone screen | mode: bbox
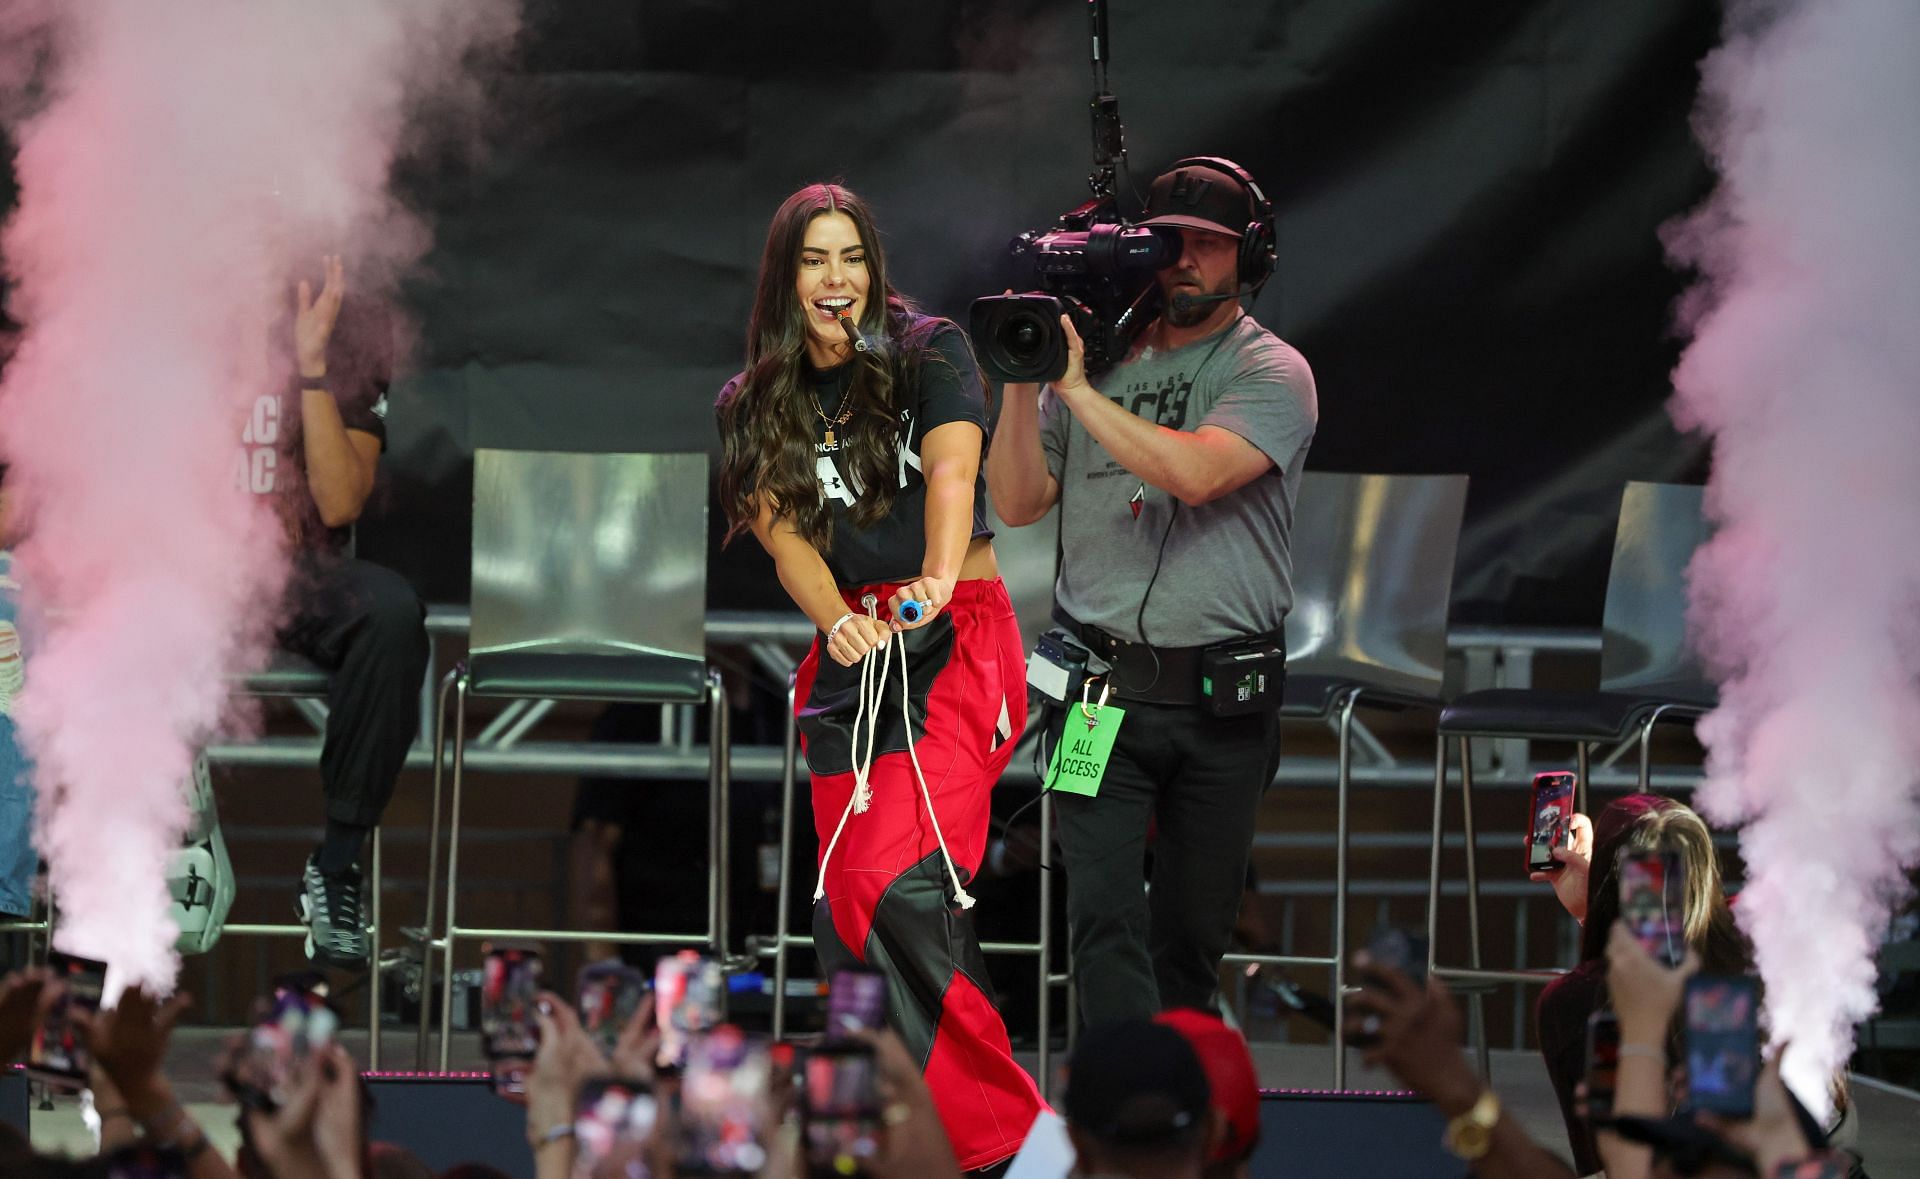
[1527,772,1577,873]
[1585,1010,1620,1122]
[655,950,722,1071]
[29,951,109,1087]
[482,944,544,1098]
[676,1026,771,1176]
[574,1078,660,1179]
[825,968,888,1040]
[1362,925,1429,988]
[1619,852,1687,967]
[225,987,340,1112]
[578,962,650,1061]
[802,1045,882,1179]
[1685,975,1760,1118]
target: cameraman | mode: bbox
[987,159,1316,1025]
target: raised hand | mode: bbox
[1529,812,1594,921]
[83,985,193,1114]
[294,254,346,379]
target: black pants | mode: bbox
[278,556,429,829]
[1051,698,1281,1027]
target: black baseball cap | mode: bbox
[1139,162,1255,238]
[1064,1020,1213,1146]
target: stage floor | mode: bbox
[24,1030,1920,1174]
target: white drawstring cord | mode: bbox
[815,597,890,901]
[812,597,977,910]
[892,630,975,909]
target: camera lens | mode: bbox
[969,293,1066,383]
[998,311,1048,365]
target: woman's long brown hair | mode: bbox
[716,183,962,553]
[1579,793,1749,974]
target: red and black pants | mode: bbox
[793,577,1044,1171]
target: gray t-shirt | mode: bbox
[1040,314,1316,647]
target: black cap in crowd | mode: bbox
[1064,1020,1213,1146]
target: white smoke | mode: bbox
[1667,0,1920,1115]
[0,1,516,988]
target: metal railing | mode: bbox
[189,609,1714,1077]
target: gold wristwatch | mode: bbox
[1443,1089,1501,1160]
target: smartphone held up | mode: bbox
[482,942,545,1100]
[1618,851,1687,968]
[224,984,340,1112]
[1684,974,1761,1118]
[29,951,109,1088]
[1526,771,1576,874]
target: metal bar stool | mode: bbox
[425,450,730,1070]
[230,653,393,1067]
[1426,481,1716,1075]
[1235,472,1469,1090]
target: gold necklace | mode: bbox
[813,387,854,447]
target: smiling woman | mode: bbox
[713,182,1044,1172]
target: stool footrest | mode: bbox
[445,927,712,947]
[1432,965,1568,988]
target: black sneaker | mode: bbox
[298,853,370,970]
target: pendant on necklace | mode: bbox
[823,429,835,447]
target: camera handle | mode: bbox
[1087,0,1127,202]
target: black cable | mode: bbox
[996,705,1064,868]
[1119,319,1237,693]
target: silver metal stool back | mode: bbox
[1600,481,1713,704]
[470,449,707,668]
[1285,472,1467,702]
[426,450,727,1069]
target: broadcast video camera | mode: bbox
[969,1,1174,383]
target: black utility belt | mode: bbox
[1029,618,1286,716]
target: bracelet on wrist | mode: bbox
[532,1123,576,1149]
[824,611,858,645]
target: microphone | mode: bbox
[1169,286,1252,315]
[834,308,871,353]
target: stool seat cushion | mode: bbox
[1438,689,1689,742]
[1281,674,1438,719]
[469,650,708,703]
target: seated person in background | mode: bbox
[1531,795,1756,1173]
[1064,1020,1216,1179]
[1154,1009,1262,1179]
[0,466,37,927]
[263,256,429,969]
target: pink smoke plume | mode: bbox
[0,1,515,988]
[1668,0,1920,1115]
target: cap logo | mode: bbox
[1169,169,1213,207]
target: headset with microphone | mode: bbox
[1160,155,1276,316]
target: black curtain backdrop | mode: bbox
[7,0,1722,623]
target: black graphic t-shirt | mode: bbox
[236,296,391,556]
[724,318,992,587]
